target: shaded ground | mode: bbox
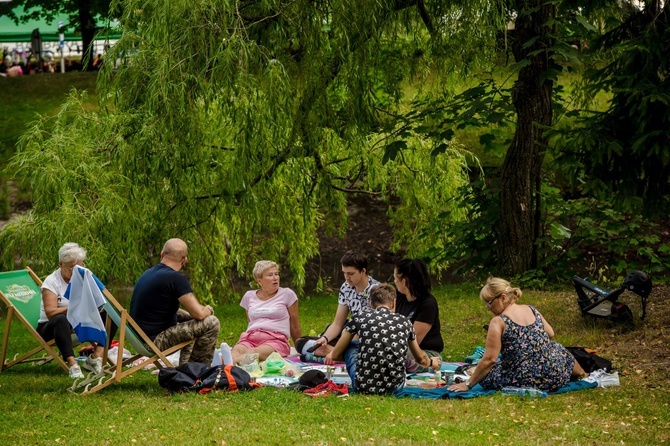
[609,287,670,382]
[303,194,400,292]
[568,284,670,386]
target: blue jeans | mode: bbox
[344,340,359,391]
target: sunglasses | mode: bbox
[485,294,502,309]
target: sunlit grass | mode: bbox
[1,283,668,445]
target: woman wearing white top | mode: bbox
[37,243,106,378]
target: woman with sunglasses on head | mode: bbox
[449,277,586,393]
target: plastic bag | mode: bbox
[237,352,261,375]
[283,362,300,378]
[261,352,286,375]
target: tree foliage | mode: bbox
[551,0,670,215]
[2,0,482,300]
[3,0,667,296]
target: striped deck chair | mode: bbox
[0,268,75,372]
[70,281,193,394]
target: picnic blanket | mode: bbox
[395,380,598,399]
[285,357,461,373]
[284,355,351,385]
[285,355,346,368]
[440,362,468,372]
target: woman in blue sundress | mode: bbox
[449,277,586,393]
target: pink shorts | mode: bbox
[236,329,290,357]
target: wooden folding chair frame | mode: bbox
[0,267,72,373]
[72,288,193,394]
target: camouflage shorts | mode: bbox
[154,315,220,366]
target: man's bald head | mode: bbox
[162,238,188,261]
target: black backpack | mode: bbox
[158,362,260,394]
[566,347,613,373]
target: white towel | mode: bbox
[66,266,107,346]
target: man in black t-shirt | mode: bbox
[130,238,220,365]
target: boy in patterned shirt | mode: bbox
[300,250,379,358]
[325,283,441,394]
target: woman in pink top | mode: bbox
[231,260,302,363]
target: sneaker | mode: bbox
[69,364,85,379]
[83,356,103,375]
[599,371,620,388]
[304,381,349,397]
[303,381,333,397]
[465,346,485,364]
[331,382,349,397]
[582,369,620,388]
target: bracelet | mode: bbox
[467,382,473,390]
[429,357,434,368]
[320,335,329,343]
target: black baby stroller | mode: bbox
[573,270,652,324]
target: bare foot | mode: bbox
[313,344,334,357]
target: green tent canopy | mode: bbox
[0,7,120,44]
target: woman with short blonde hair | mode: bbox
[231,261,302,363]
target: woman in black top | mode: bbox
[393,258,444,372]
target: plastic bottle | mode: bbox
[300,353,325,364]
[220,342,234,366]
[527,388,547,397]
[501,386,547,397]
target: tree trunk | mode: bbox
[79,0,96,71]
[497,1,554,276]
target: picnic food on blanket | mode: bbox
[262,352,287,374]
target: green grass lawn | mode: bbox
[0,72,98,218]
[0,72,98,160]
[1,283,668,445]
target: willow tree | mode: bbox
[2,0,492,299]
